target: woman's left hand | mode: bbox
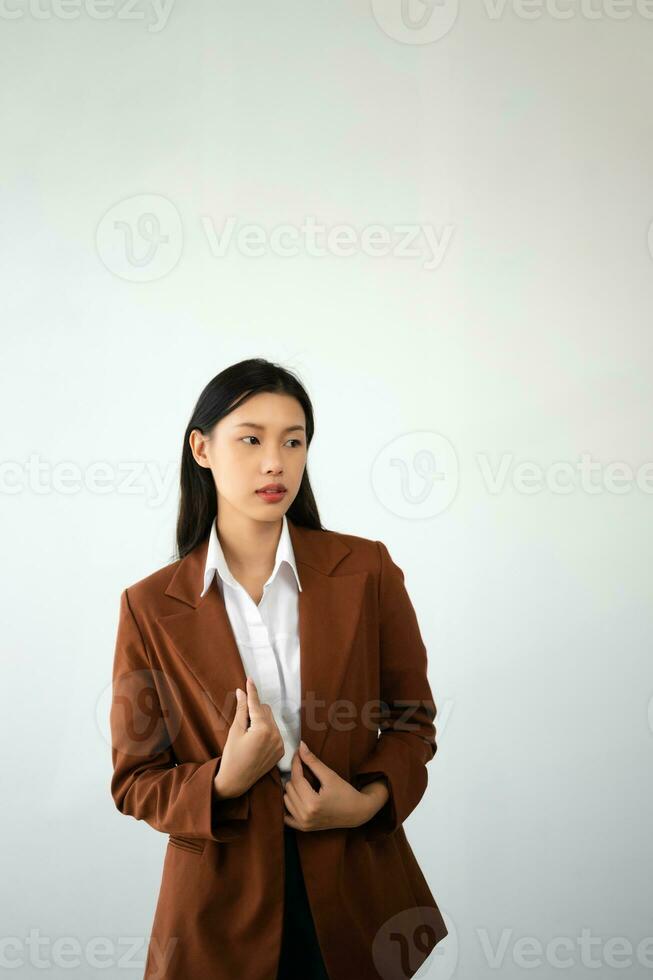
[282,741,387,831]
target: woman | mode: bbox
[109,357,448,980]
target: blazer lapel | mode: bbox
[157,518,370,766]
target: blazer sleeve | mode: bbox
[109,588,250,843]
[352,540,438,841]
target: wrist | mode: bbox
[214,769,240,800]
[357,778,390,823]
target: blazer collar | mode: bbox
[158,518,369,770]
[165,517,348,608]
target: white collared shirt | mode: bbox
[200,514,302,786]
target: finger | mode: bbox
[298,740,331,783]
[290,748,304,781]
[283,787,300,820]
[288,754,317,807]
[283,813,302,830]
[285,779,305,812]
[233,688,250,731]
[289,749,310,790]
[245,676,263,719]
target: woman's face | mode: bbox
[191,391,308,523]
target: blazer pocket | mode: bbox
[168,834,206,855]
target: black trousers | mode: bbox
[276,827,330,979]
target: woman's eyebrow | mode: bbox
[233,422,305,433]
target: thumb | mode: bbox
[233,688,250,731]
[298,740,329,779]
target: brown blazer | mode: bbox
[110,518,448,980]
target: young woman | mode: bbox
[109,357,448,980]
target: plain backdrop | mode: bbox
[2,1,652,977]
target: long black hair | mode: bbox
[173,358,325,560]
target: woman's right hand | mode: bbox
[213,676,285,799]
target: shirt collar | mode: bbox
[200,513,302,599]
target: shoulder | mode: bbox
[319,528,415,622]
[322,525,378,555]
[318,526,398,578]
[119,556,183,610]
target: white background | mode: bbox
[2,0,652,977]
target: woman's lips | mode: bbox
[256,489,287,502]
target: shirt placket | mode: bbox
[243,597,283,713]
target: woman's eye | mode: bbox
[240,436,303,447]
